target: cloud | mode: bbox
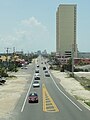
[0,17,50,52]
[16,30,27,35]
[0,35,17,47]
[21,17,41,26]
[21,17,47,31]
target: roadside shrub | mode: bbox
[8,62,18,72]
[1,72,8,77]
[74,68,79,72]
[14,68,18,72]
[49,66,53,70]
[74,68,84,72]
[0,68,8,77]
[69,73,74,77]
[84,101,90,107]
[85,69,88,72]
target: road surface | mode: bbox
[10,57,90,120]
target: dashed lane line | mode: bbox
[21,75,34,112]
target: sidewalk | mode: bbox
[51,70,90,110]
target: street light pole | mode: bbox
[72,44,74,77]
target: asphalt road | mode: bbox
[11,57,90,120]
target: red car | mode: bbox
[28,92,38,103]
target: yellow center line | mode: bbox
[42,84,59,112]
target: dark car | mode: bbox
[34,75,40,80]
[43,66,46,70]
[45,72,50,77]
[28,92,38,103]
[0,77,6,85]
[45,70,48,73]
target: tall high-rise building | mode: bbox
[56,4,77,58]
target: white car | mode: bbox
[21,66,28,69]
[36,65,39,67]
[35,69,39,73]
[33,81,40,87]
[34,73,40,76]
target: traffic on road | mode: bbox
[11,56,90,120]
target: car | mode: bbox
[35,69,39,73]
[34,73,40,76]
[45,72,50,77]
[28,92,38,103]
[36,65,39,67]
[43,66,46,70]
[0,77,6,84]
[24,66,28,69]
[45,70,48,73]
[33,81,40,87]
[21,66,28,69]
[34,72,40,80]
[34,75,40,80]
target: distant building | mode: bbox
[74,58,90,65]
[36,50,41,55]
[42,50,47,55]
[15,51,23,55]
[78,52,90,58]
[56,4,77,58]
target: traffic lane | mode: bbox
[19,62,35,76]
[41,82,78,120]
[43,77,78,120]
[10,62,36,120]
[17,63,44,120]
[13,61,89,120]
[49,71,90,114]
[19,86,62,120]
[40,63,88,119]
[17,64,60,120]
[44,71,90,120]
[17,79,43,120]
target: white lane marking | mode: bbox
[48,70,82,111]
[21,75,34,112]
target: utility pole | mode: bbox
[72,44,74,77]
[13,47,16,68]
[5,47,11,72]
[13,47,15,54]
[13,47,15,60]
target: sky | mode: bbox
[0,0,90,53]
